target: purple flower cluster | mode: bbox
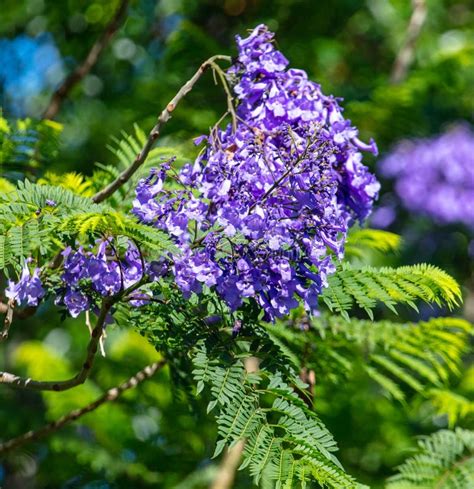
[3,25,379,321]
[379,125,474,229]
[133,25,379,320]
[5,263,45,306]
[55,240,144,317]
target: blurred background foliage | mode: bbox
[0,0,473,487]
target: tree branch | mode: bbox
[0,300,112,391]
[0,359,166,456]
[390,0,427,84]
[42,0,130,120]
[0,300,39,342]
[91,54,232,204]
[210,440,245,489]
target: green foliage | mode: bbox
[428,389,474,427]
[345,229,402,258]
[192,341,359,488]
[77,124,198,213]
[106,123,189,171]
[0,177,15,193]
[321,263,462,320]
[387,428,474,488]
[37,172,95,197]
[270,316,472,405]
[0,113,62,172]
[0,180,101,269]
[59,210,177,254]
[347,45,474,147]
[92,124,194,206]
[124,288,366,487]
[0,179,176,270]
[0,179,100,223]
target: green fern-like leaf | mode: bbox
[345,228,402,258]
[387,428,474,488]
[325,316,471,401]
[271,316,472,404]
[89,124,194,208]
[0,180,101,223]
[103,124,191,178]
[0,114,62,172]
[428,389,474,427]
[38,171,94,197]
[192,342,359,488]
[60,210,177,254]
[321,263,462,317]
[0,178,177,269]
[0,181,103,269]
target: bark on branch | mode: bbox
[0,359,166,456]
[43,0,129,120]
[91,54,232,204]
[0,300,112,391]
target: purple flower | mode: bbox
[123,243,144,287]
[5,264,45,306]
[379,124,474,229]
[132,24,379,321]
[58,240,148,317]
[61,246,88,286]
[147,259,169,280]
[63,289,90,318]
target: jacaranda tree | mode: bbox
[1,21,473,488]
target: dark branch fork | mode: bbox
[0,300,112,391]
[0,359,166,456]
[43,0,130,120]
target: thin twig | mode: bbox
[43,0,130,119]
[91,54,232,204]
[209,62,237,132]
[85,310,93,335]
[390,0,427,84]
[0,359,166,456]
[0,300,112,391]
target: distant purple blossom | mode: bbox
[132,24,379,320]
[379,125,474,229]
